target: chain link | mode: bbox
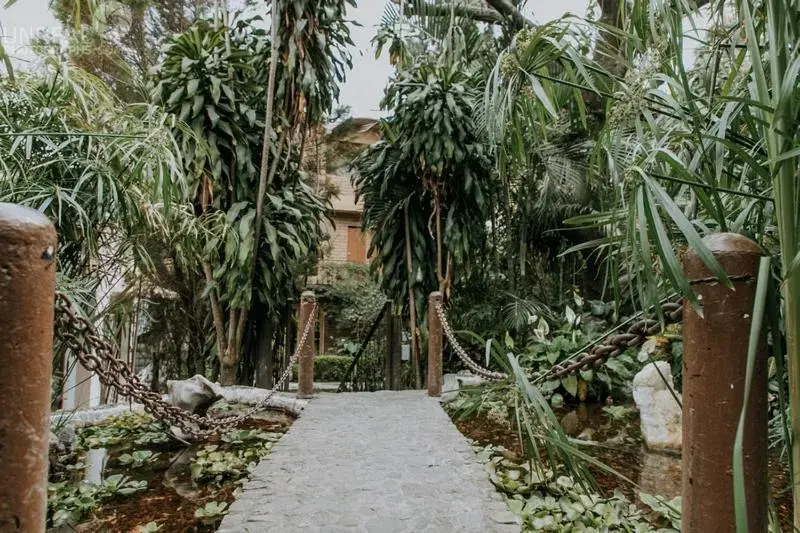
[54,291,317,439]
[539,302,682,382]
[433,300,508,381]
[433,299,683,384]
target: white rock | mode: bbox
[166,375,224,415]
[440,373,489,403]
[222,386,308,416]
[632,362,682,451]
[441,373,461,402]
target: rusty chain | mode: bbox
[433,299,508,381]
[539,301,682,382]
[433,298,683,384]
[54,291,317,439]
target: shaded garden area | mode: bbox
[1,0,800,530]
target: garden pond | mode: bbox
[47,405,295,532]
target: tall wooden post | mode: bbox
[296,291,317,399]
[427,292,443,397]
[0,204,57,532]
[682,233,767,533]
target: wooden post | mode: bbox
[296,291,317,399]
[682,233,767,533]
[0,203,57,532]
[427,292,443,397]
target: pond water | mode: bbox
[554,403,681,500]
[83,448,108,485]
[48,409,295,532]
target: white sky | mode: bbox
[1,0,589,117]
[339,0,589,117]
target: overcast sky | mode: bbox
[1,0,589,117]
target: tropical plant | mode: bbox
[473,443,678,532]
[48,474,147,527]
[194,501,229,525]
[76,414,170,451]
[478,0,800,528]
[135,522,164,533]
[117,450,161,469]
[152,16,332,385]
[355,14,495,385]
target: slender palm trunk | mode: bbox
[434,188,446,293]
[404,201,422,389]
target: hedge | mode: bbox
[292,355,354,382]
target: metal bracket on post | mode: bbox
[427,292,443,397]
[682,233,767,533]
[0,203,57,532]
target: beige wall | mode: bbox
[322,212,369,264]
[327,173,360,214]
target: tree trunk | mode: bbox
[434,188,446,294]
[151,353,160,392]
[404,201,422,389]
[255,305,276,388]
[219,354,237,386]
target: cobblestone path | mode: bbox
[218,390,518,533]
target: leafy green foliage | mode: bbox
[76,414,170,451]
[0,67,184,291]
[190,443,270,486]
[473,444,678,532]
[152,17,329,311]
[271,0,355,127]
[135,522,164,533]
[190,429,281,486]
[602,406,635,421]
[117,450,161,469]
[220,429,283,446]
[354,18,493,328]
[48,475,147,527]
[194,501,229,525]
[315,263,386,338]
[292,355,354,382]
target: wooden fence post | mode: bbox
[682,233,767,533]
[427,292,443,397]
[0,203,57,532]
[296,291,317,399]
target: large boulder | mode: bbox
[166,375,224,416]
[632,362,682,452]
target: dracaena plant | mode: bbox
[152,14,331,384]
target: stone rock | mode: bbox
[441,373,489,403]
[456,374,487,388]
[221,386,308,416]
[638,449,682,498]
[441,374,461,402]
[632,362,682,451]
[166,375,224,416]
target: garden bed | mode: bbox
[451,398,794,531]
[48,409,294,532]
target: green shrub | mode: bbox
[292,355,353,382]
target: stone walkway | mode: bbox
[218,391,518,533]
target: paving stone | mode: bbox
[218,391,519,533]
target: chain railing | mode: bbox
[54,291,317,439]
[432,298,683,384]
[433,299,508,381]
